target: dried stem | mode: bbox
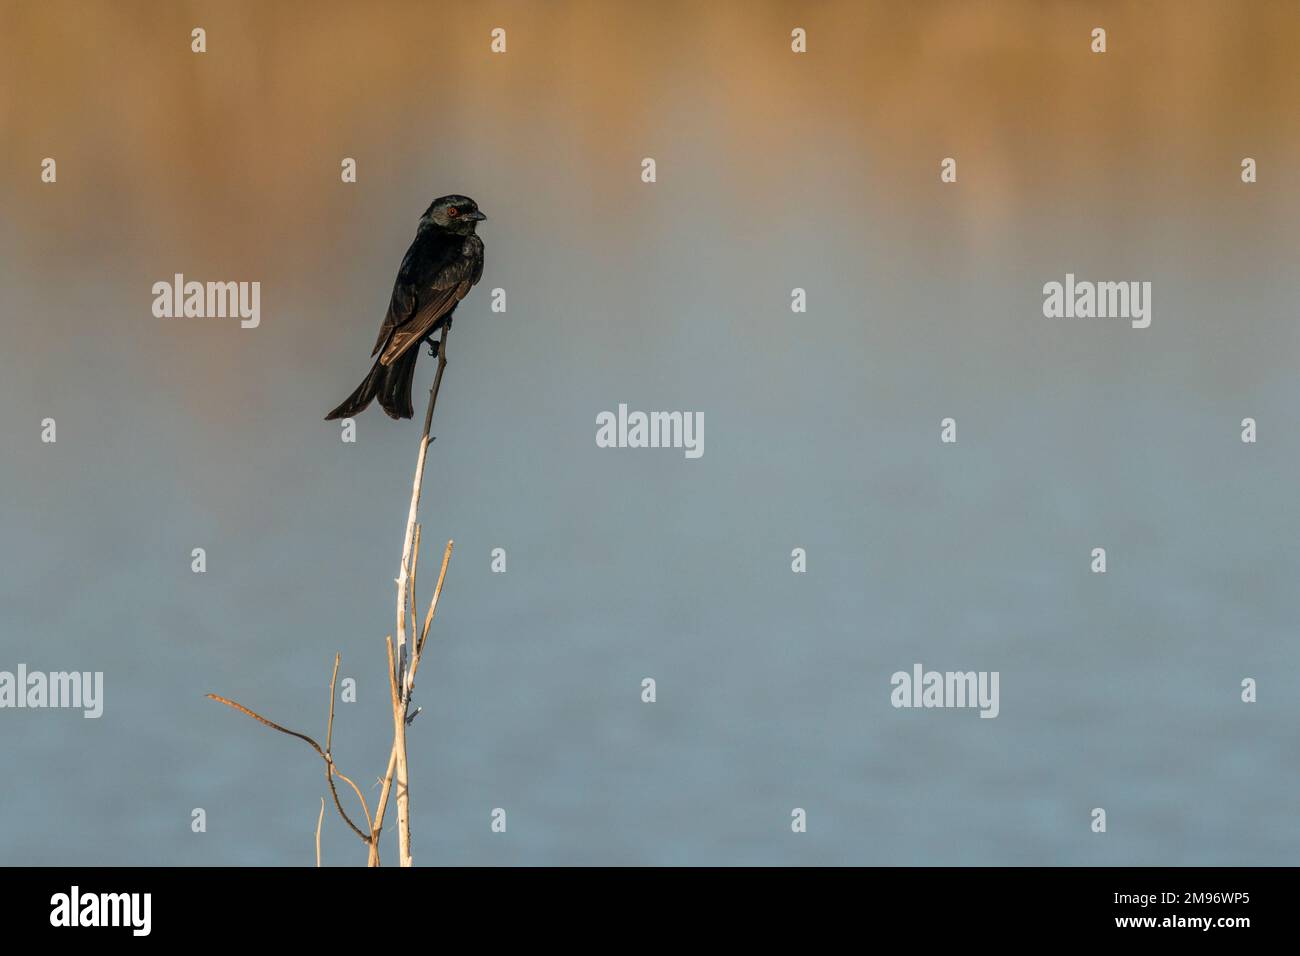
[391,322,451,867]
[315,797,325,867]
[211,320,458,868]
[410,524,422,664]
[208,682,372,843]
[395,324,450,687]
[326,653,340,754]
[411,539,454,689]
[389,643,412,866]
[377,634,405,868]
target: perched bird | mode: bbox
[325,195,486,420]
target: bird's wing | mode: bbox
[370,280,416,357]
[374,235,484,366]
[378,281,471,366]
[370,236,431,358]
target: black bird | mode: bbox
[325,195,486,420]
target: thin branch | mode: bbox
[395,323,451,690]
[410,524,422,662]
[207,692,370,843]
[389,640,413,866]
[409,539,454,698]
[423,324,450,436]
[207,693,326,758]
[385,636,401,718]
[381,636,408,866]
[321,653,373,832]
[333,763,372,827]
[372,744,399,838]
[315,797,325,867]
[418,539,454,656]
[326,653,340,755]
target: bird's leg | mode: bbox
[426,317,451,355]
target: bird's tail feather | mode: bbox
[324,360,383,421]
[378,347,420,420]
[324,349,419,421]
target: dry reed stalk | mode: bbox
[210,322,456,866]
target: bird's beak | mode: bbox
[468,210,487,221]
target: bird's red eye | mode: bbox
[447,207,460,217]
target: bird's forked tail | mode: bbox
[324,348,420,421]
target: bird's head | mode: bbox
[421,195,486,235]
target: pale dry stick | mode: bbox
[383,539,456,865]
[364,639,404,868]
[384,635,411,866]
[356,639,409,867]
[367,744,399,867]
[395,324,451,688]
[392,322,451,867]
[410,524,422,662]
[326,653,341,753]
[409,539,454,695]
[316,797,325,867]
